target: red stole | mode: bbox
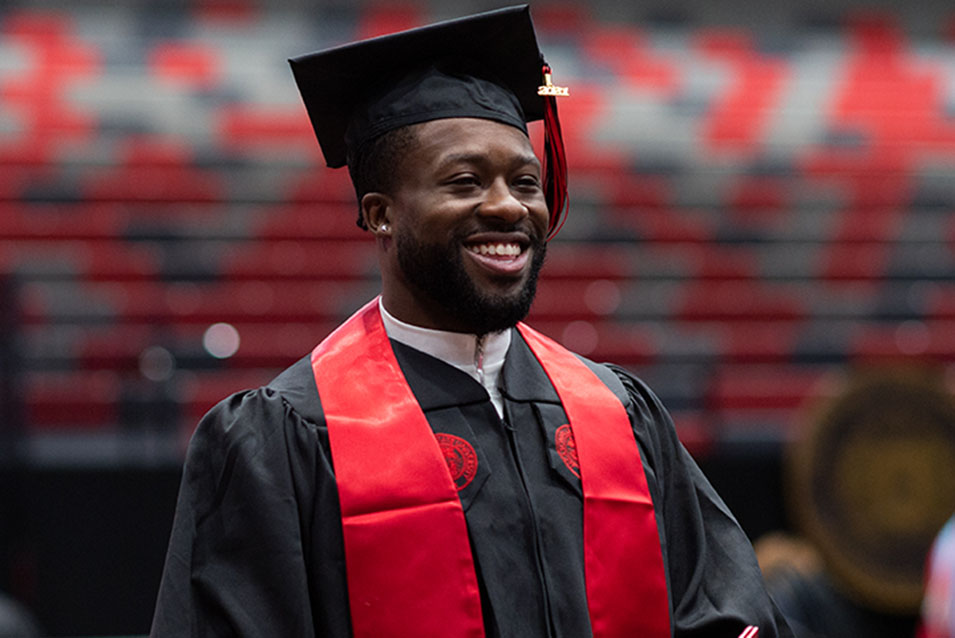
[310,299,670,637]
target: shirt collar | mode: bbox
[378,298,511,380]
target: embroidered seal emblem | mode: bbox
[555,424,580,477]
[436,433,478,491]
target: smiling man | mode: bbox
[151,6,791,638]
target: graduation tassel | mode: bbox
[538,64,569,240]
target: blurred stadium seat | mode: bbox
[0,0,952,446]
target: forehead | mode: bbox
[406,117,538,168]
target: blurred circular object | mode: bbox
[139,345,175,382]
[584,279,620,316]
[788,368,955,613]
[203,322,240,359]
[562,320,598,355]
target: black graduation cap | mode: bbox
[289,4,569,238]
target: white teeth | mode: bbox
[469,243,521,257]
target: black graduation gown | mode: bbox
[151,330,792,637]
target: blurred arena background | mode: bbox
[2,0,955,634]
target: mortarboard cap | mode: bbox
[289,5,569,238]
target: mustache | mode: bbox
[454,219,545,244]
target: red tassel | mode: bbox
[541,65,568,240]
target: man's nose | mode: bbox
[477,179,528,223]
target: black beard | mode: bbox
[395,227,546,336]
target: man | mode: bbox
[151,6,791,637]
[922,516,955,637]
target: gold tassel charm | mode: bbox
[538,66,569,97]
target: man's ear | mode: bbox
[361,192,393,237]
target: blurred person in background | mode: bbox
[756,370,955,638]
[922,516,955,638]
[0,592,40,638]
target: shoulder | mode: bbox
[199,355,323,440]
[266,355,326,423]
[572,353,672,428]
[514,325,673,431]
[570,354,683,476]
[181,356,329,518]
[184,357,324,479]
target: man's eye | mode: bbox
[515,176,542,189]
[449,174,480,186]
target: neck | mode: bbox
[378,299,510,417]
[379,287,478,335]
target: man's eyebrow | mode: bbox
[438,152,541,168]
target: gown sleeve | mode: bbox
[150,386,326,637]
[609,365,794,638]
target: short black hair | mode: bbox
[346,125,420,230]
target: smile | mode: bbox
[465,242,523,258]
[463,240,530,276]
